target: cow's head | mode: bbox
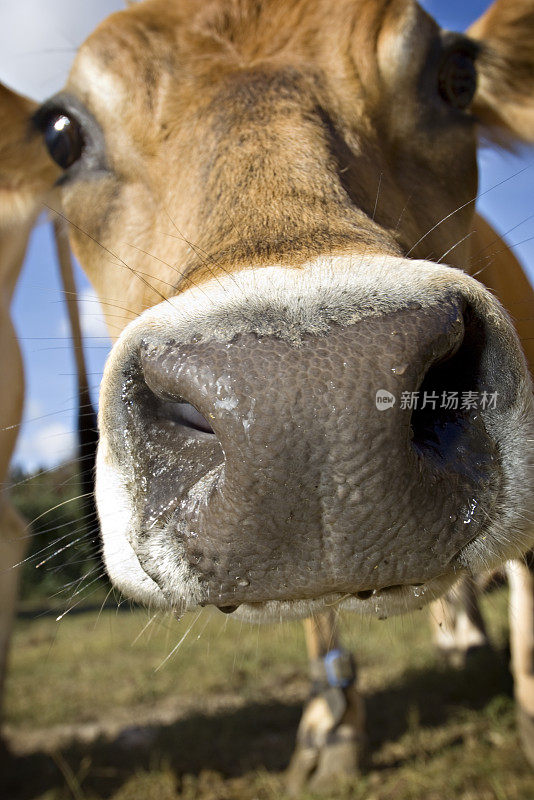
[3,0,534,621]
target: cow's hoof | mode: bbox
[285,686,366,796]
[286,728,364,796]
[518,706,534,768]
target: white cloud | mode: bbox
[78,288,110,339]
[59,287,110,341]
[13,421,76,472]
[0,0,125,101]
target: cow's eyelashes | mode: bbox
[438,48,478,111]
[41,110,85,169]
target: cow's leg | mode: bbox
[0,501,26,723]
[0,294,26,734]
[286,611,366,795]
[429,574,490,668]
[507,558,534,767]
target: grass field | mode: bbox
[2,588,534,800]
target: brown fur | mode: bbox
[469,0,534,142]
[2,1,533,335]
[0,85,58,228]
[59,0,476,329]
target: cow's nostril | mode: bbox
[410,306,489,462]
[160,400,215,435]
[139,345,217,435]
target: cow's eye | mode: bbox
[438,49,477,110]
[42,111,84,169]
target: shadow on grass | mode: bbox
[1,645,513,800]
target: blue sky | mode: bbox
[4,0,534,470]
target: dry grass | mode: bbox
[2,588,534,800]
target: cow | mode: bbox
[1,0,534,792]
[0,86,96,732]
[0,85,54,716]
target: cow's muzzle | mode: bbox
[96,256,534,619]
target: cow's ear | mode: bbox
[0,83,59,227]
[468,0,534,144]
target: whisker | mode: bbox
[44,204,175,311]
[438,230,475,264]
[406,165,531,258]
[132,613,159,645]
[155,610,203,671]
[25,493,93,528]
[55,578,108,622]
[372,172,383,221]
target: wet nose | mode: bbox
[126,292,508,605]
[140,298,467,458]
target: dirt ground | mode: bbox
[2,590,534,800]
